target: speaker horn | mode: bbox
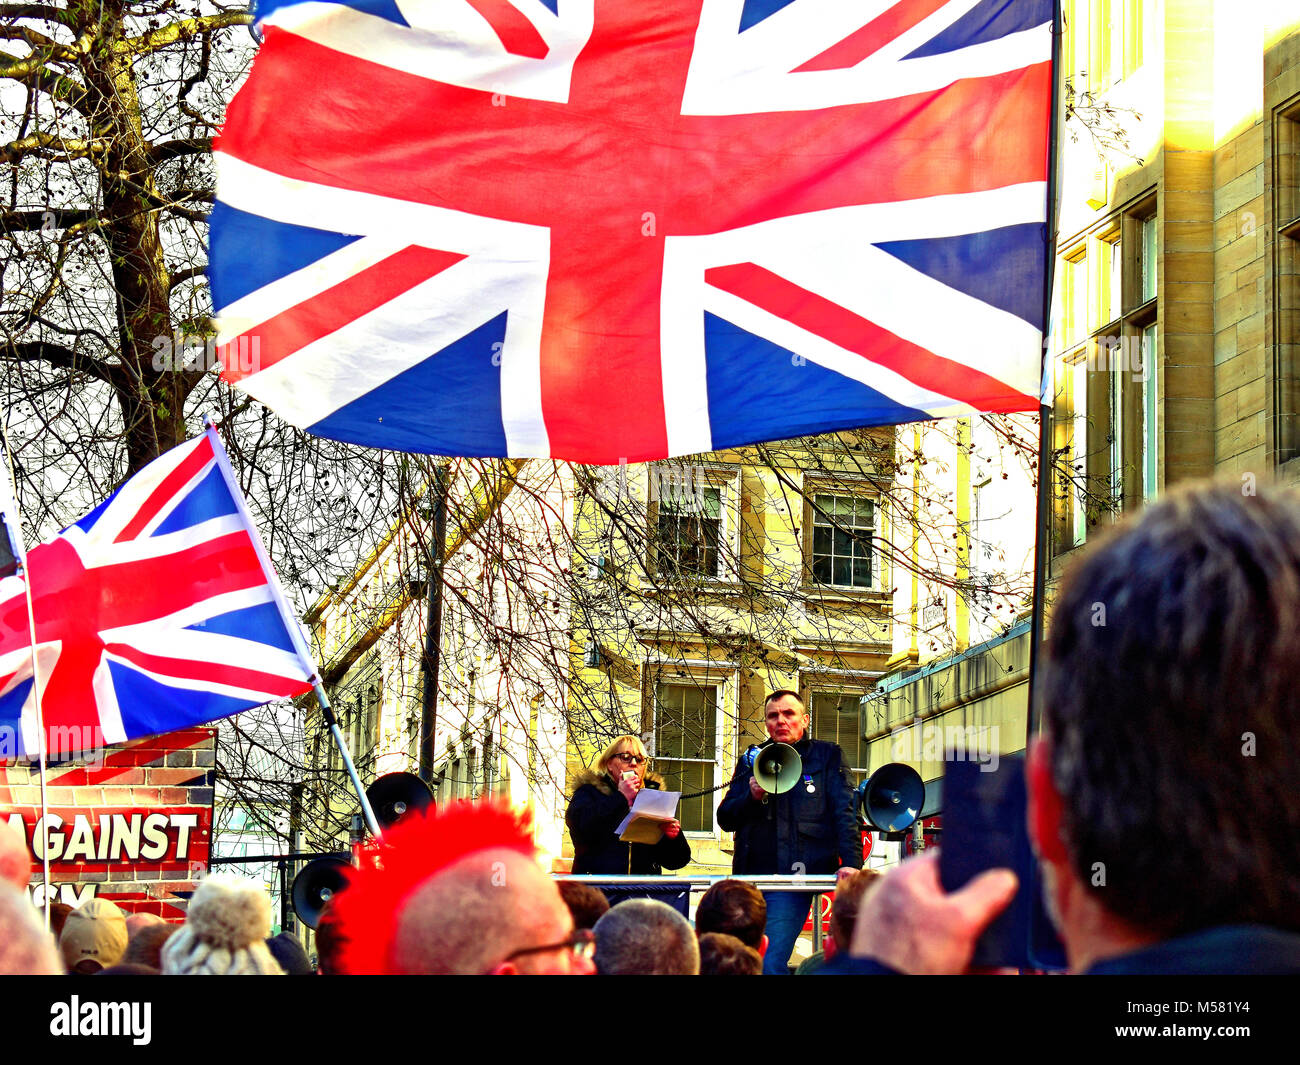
[365,771,435,829]
[291,857,351,929]
[858,763,926,832]
[753,742,803,795]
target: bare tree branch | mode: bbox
[0,207,100,232]
[116,10,254,59]
[0,4,76,25]
[148,137,213,163]
[0,131,107,163]
[0,340,122,385]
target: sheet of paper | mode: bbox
[616,788,681,843]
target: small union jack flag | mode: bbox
[0,428,315,760]
[213,0,1053,464]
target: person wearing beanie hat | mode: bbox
[162,875,284,975]
[60,897,128,974]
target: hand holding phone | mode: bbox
[939,755,1066,970]
[849,852,1017,974]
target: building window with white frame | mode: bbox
[808,690,869,789]
[649,464,740,582]
[1275,99,1300,462]
[1054,194,1158,542]
[810,494,876,589]
[654,682,718,832]
[656,485,722,578]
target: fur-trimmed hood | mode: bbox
[574,768,667,795]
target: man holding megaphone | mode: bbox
[718,690,863,974]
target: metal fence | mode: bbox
[555,873,838,950]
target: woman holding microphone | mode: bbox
[565,735,692,874]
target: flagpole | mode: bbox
[311,682,381,837]
[201,416,382,838]
[0,422,51,927]
[1026,0,1065,742]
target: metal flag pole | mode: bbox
[312,682,381,837]
[418,461,448,784]
[0,422,51,926]
[1027,0,1065,743]
[201,414,382,839]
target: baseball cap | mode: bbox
[59,898,128,971]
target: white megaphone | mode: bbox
[752,742,803,795]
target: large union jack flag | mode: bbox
[0,429,315,760]
[212,0,1054,464]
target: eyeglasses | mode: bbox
[503,928,596,963]
[611,753,645,765]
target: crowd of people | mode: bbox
[0,480,1297,975]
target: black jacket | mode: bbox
[823,924,1300,975]
[717,737,863,876]
[566,770,692,875]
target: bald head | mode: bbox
[392,849,583,975]
[125,911,165,938]
[0,820,30,891]
[0,884,60,975]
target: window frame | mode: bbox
[808,492,878,591]
[646,463,742,585]
[804,684,875,792]
[650,673,730,838]
[1273,95,1300,466]
[1054,192,1159,548]
[1065,0,1147,93]
[800,478,887,599]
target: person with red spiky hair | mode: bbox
[330,801,596,975]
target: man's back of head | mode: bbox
[1040,481,1300,938]
[698,932,761,975]
[332,801,593,975]
[123,921,177,970]
[557,879,610,930]
[695,878,766,950]
[594,898,699,975]
[828,868,881,950]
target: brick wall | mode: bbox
[0,727,216,919]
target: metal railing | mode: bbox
[555,873,838,951]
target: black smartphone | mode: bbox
[938,754,1066,971]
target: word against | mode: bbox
[5,810,201,863]
[890,723,1000,772]
[50,997,152,1046]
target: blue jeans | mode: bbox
[762,891,814,975]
